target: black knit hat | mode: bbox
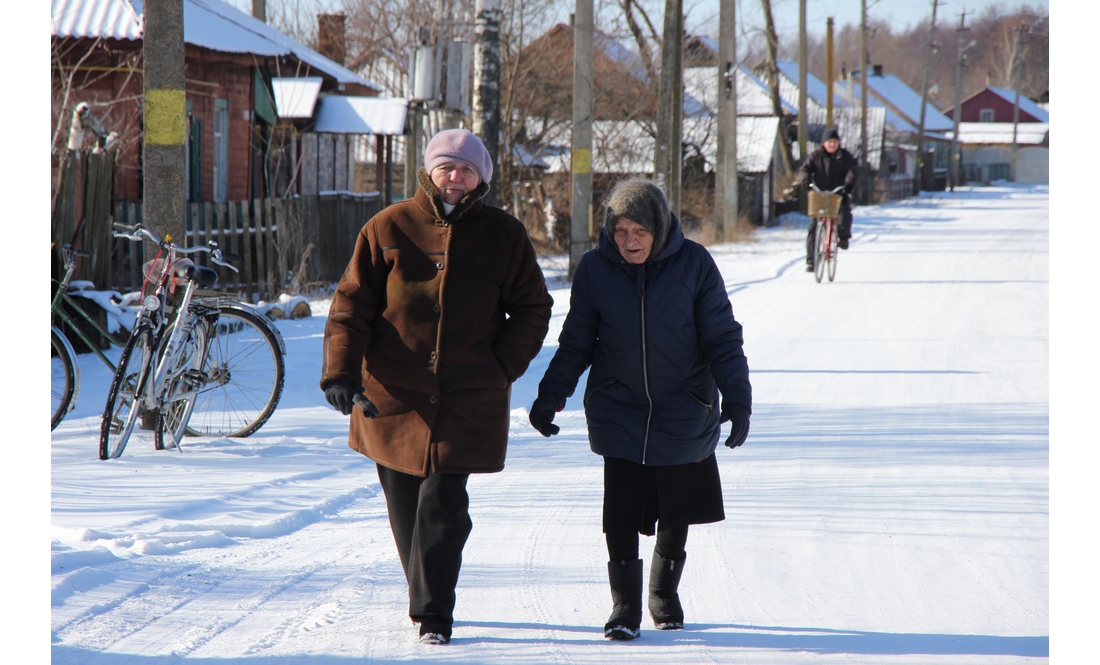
[823,127,841,141]
[603,179,672,261]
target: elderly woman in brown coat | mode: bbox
[321,129,553,645]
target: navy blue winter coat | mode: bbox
[537,214,751,466]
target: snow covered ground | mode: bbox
[49,185,1049,663]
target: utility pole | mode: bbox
[252,0,266,22]
[950,10,974,192]
[715,0,738,239]
[472,0,501,205]
[143,0,187,251]
[859,0,869,204]
[797,0,807,160]
[570,2,594,279]
[915,0,940,194]
[1010,24,1027,182]
[760,0,791,171]
[826,17,834,129]
[670,8,684,217]
[655,0,683,209]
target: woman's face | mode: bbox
[430,161,481,204]
[614,217,654,264]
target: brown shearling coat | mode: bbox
[321,169,553,477]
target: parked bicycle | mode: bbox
[99,223,285,459]
[808,184,845,283]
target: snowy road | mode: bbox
[51,185,1049,663]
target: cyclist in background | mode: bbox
[794,128,859,271]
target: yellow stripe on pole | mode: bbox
[145,88,187,146]
[573,148,591,174]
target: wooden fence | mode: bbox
[107,192,383,300]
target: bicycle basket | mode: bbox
[807,191,842,218]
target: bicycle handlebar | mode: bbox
[112,223,239,273]
[809,183,846,194]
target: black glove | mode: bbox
[529,393,564,437]
[722,403,751,448]
[324,380,379,418]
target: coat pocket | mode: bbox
[682,385,713,410]
[584,378,617,406]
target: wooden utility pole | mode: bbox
[570,1,594,279]
[797,0,807,160]
[670,8,684,217]
[1010,24,1027,182]
[143,0,187,251]
[950,10,973,191]
[715,0,738,239]
[760,0,790,171]
[859,0,869,204]
[472,0,501,205]
[252,0,266,22]
[826,17,834,129]
[655,0,683,210]
[915,0,940,194]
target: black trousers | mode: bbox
[806,200,852,263]
[376,464,472,633]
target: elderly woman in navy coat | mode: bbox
[529,178,752,640]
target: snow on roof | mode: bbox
[52,0,141,40]
[776,60,853,111]
[312,96,407,135]
[683,64,796,118]
[947,122,1049,145]
[272,77,323,119]
[836,79,917,134]
[987,87,1050,122]
[594,31,649,82]
[52,0,380,91]
[539,116,781,175]
[859,72,954,132]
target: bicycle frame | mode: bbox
[51,247,129,372]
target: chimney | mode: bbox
[872,64,883,77]
[252,0,265,22]
[317,13,347,66]
[986,71,992,87]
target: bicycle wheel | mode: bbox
[813,219,827,283]
[827,222,839,282]
[155,319,210,451]
[51,326,77,430]
[100,323,155,460]
[185,305,285,438]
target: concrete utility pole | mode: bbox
[570,1,594,279]
[252,0,266,22]
[950,10,974,191]
[826,17,834,129]
[655,0,683,210]
[472,0,501,205]
[797,0,807,160]
[1010,24,1027,182]
[715,0,738,239]
[143,0,187,251]
[859,0,869,204]
[915,0,940,194]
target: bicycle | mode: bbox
[808,184,845,283]
[100,224,286,459]
[52,244,131,430]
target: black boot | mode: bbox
[648,551,686,630]
[604,559,643,640]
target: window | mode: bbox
[979,108,995,122]
[213,98,229,202]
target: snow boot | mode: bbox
[604,559,643,640]
[648,551,686,630]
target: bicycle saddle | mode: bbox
[177,263,219,287]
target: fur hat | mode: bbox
[823,127,841,142]
[603,178,671,261]
[423,129,493,184]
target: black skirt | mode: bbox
[602,453,725,536]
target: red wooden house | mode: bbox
[943,86,1049,124]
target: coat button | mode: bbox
[430,351,437,361]
[429,395,437,404]
[433,303,440,313]
[435,262,444,270]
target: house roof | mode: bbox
[776,60,853,111]
[684,64,797,117]
[855,71,954,132]
[835,79,918,134]
[311,96,407,135]
[947,122,1049,145]
[51,0,381,91]
[985,87,1050,122]
[272,77,323,119]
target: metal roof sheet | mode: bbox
[52,0,380,90]
[948,122,1049,145]
[987,87,1050,122]
[776,60,854,110]
[860,72,954,132]
[272,77,323,118]
[312,96,407,135]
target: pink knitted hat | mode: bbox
[423,129,493,184]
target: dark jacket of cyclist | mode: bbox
[795,128,859,267]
